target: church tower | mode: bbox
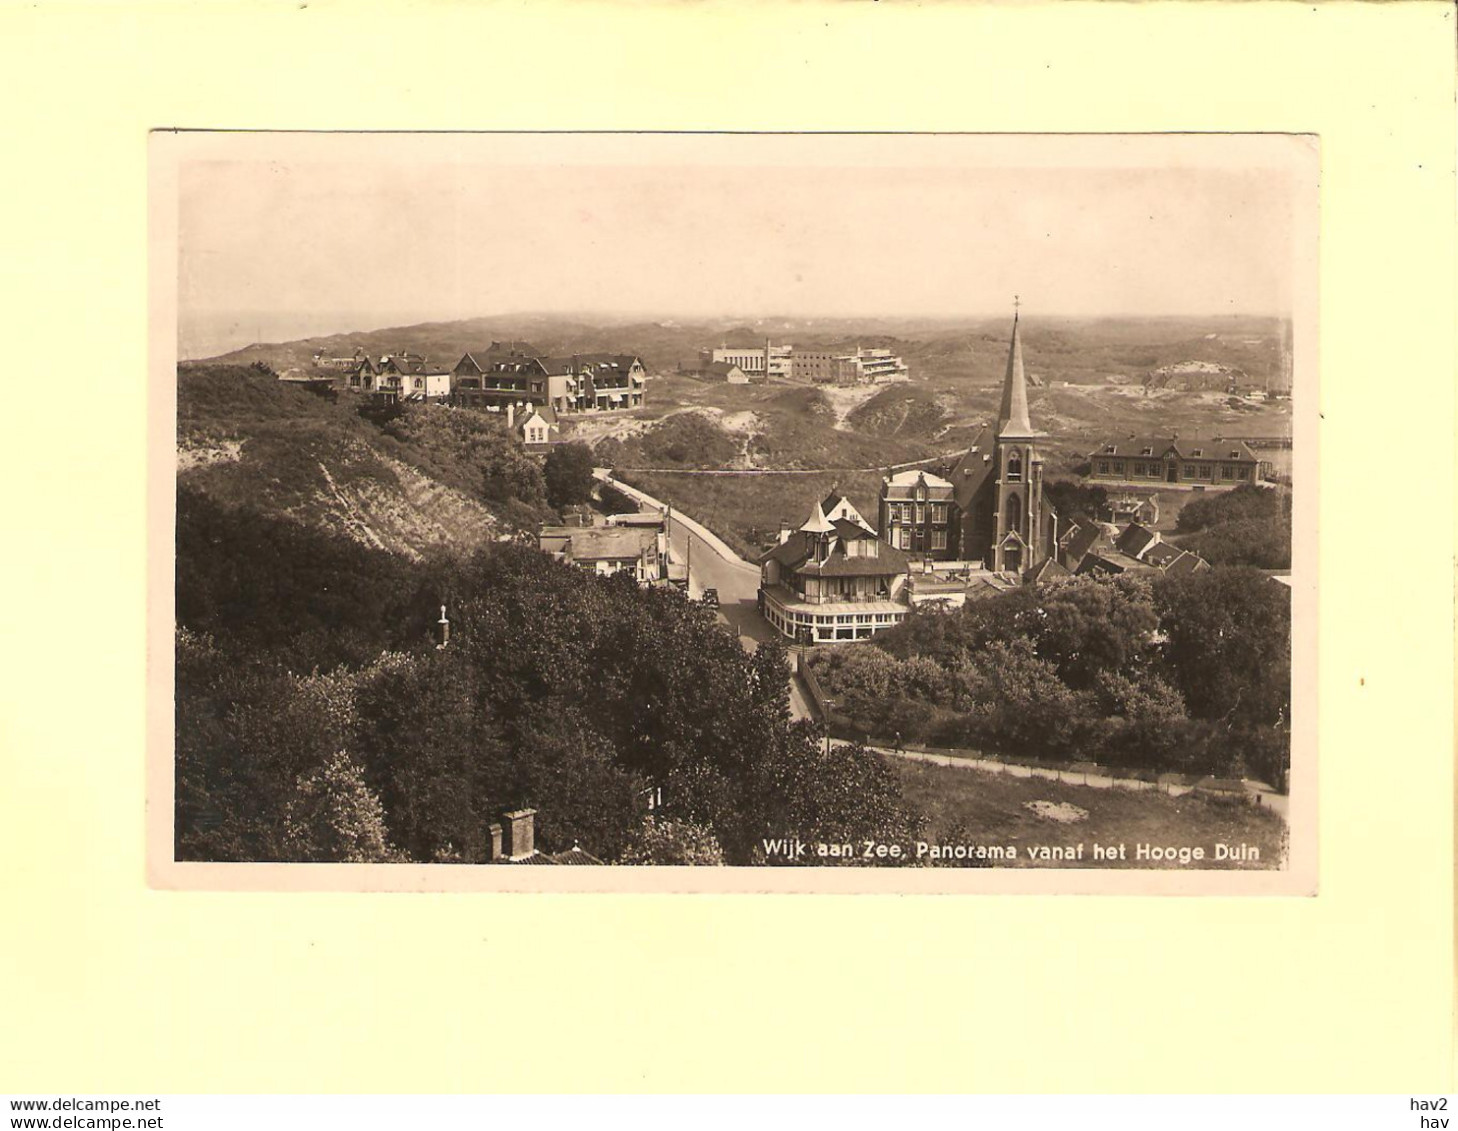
[991,308,1048,574]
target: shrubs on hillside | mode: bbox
[1172,482,1291,569]
[809,570,1290,786]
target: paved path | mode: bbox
[840,739,1289,818]
[595,469,817,721]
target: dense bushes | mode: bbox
[1173,483,1291,569]
[176,508,920,863]
[809,570,1290,784]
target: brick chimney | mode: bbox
[501,809,536,861]
[487,821,504,862]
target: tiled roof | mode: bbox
[1142,541,1184,568]
[1162,549,1210,576]
[1025,556,1071,584]
[1115,523,1159,559]
[759,530,909,577]
[548,845,606,865]
[1089,436,1259,461]
[1059,521,1105,565]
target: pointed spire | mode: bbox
[799,498,835,534]
[997,307,1043,439]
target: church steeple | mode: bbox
[997,306,1042,440]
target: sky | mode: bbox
[172,133,1314,357]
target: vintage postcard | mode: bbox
[149,131,1317,894]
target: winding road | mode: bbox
[594,469,815,719]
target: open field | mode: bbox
[892,757,1287,870]
[620,468,887,561]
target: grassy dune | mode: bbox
[893,758,1287,870]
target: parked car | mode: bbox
[700,588,719,609]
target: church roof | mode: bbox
[949,425,998,511]
[997,314,1044,440]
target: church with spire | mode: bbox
[879,309,1059,577]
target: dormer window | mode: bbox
[1192,448,1203,457]
[1140,446,1154,457]
[1103,445,1116,454]
[1229,450,1240,459]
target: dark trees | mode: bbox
[543,441,597,511]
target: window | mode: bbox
[1183,465,1196,478]
[1133,462,1145,477]
[916,503,925,523]
[1141,446,1154,457]
[932,529,947,550]
[897,528,909,550]
[1229,450,1241,459]
[1191,448,1203,457]
[1098,461,1110,474]
[1007,452,1023,482]
[1104,445,1116,454]
[1221,464,1235,479]
[1199,464,1213,479]
[1005,493,1022,533]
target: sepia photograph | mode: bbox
[153,131,1316,892]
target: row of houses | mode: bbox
[682,341,909,385]
[317,342,648,416]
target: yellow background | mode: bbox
[1,1,1453,1092]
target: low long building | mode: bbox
[1087,436,1263,488]
[759,493,911,644]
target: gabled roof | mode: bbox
[1142,541,1184,568]
[1114,523,1159,559]
[821,492,876,533]
[1059,520,1106,565]
[1025,556,1072,585]
[1162,549,1211,576]
[830,517,877,542]
[535,357,579,377]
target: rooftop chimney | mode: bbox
[487,821,504,862]
[501,809,536,861]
